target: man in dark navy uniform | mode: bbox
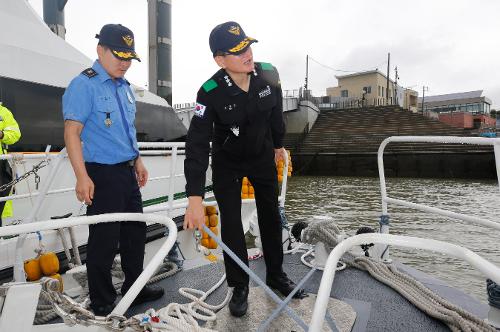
[63,24,163,316]
[183,21,306,317]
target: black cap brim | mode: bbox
[226,37,258,55]
[110,49,141,62]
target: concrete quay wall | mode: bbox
[293,151,496,179]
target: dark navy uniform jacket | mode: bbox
[185,62,285,197]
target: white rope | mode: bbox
[299,247,347,271]
[33,258,179,324]
[283,241,309,255]
[137,273,231,332]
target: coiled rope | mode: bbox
[33,257,179,324]
[297,219,347,271]
[296,219,495,332]
[135,273,231,331]
[351,257,495,332]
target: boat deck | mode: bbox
[121,250,487,331]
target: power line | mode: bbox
[307,56,383,74]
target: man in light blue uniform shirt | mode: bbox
[63,24,164,316]
[63,60,139,164]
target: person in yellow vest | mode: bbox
[0,104,21,226]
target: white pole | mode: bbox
[280,150,289,208]
[167,146,178,217]
[13,148,67,282]
[0,213,177,317]
[494,143,500,192]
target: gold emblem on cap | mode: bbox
[122,35,134,47]
[228,26,240,35]
[228,37,255,53]
[112,50,136,59]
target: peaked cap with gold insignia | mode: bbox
[209,21,258,57]
[95,24,140,61]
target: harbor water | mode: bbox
[284,175,500,303]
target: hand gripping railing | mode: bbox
[309,233,500,331]
[0,213,177,317]
[377,136,500,259]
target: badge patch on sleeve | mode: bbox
[194,103,207,118]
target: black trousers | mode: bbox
[0,194,6,227]
[212,157,284,287]
[0,159,12,227]
[85,162,146,308]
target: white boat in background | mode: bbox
[0,0,186,153]
[0,0,200,279]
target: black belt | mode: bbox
[85,159,136,167]
[118,159,136,167]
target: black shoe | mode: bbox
[266,274,308,299]
[131,285,164,306]
[90,303,114,317]
[228,285,249,317]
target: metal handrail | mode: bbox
[309,233,500,331]
[5,143,187,281]
[377,136,500,259]
[0,213,177,316]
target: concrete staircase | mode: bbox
[285,106,492,154]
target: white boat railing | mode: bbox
[377,136,500,259]
[0,213,177,331]
[142,145,290,213]
[2,143,187,282]
[0,142,289,208]
[309,233,500,331]
[0,142,187,203]
[2,142,290,281]
[14,148,68,282]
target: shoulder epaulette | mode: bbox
[125,79,131,86]
[81,68,98,78]
[202,79,218,93]
[259,62,274,71]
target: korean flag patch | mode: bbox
[194,103,207,118]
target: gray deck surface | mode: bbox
[123,252,488,331]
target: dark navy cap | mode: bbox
[209,21,258,57]
[95,24,140,61]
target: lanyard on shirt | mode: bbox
[112,82,137,154]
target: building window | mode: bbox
[341,90,348,97]
[363,86,371,94]
[378,86,381,96]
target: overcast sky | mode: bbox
[28,0,500,108]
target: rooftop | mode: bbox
[418,90,485,103]
[335,70,395,84]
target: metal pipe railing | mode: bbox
[0,213,177,316]
[377,136,500,260]
[13,148,67,282]
[309,233,500,331]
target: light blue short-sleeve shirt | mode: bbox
[62,60,139,164]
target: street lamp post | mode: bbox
[421,86,429,113]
